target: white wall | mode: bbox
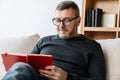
[0,0,82,37]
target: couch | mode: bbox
[96,39,120,80]
[0,34,120,80]
[0,34,40,79]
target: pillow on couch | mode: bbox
[0,34,40,79]
[97,38,120,80]
[0,34,40,54]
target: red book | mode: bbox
[1,53,53,73]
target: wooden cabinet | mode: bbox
[81,0,120,40]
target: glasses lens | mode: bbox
[63,19,71,25]
[52,16,79,26]
[53,19,60,25]
[52,19,71,26]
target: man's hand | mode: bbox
[39,65,68,80]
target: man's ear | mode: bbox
[77,16,81,27]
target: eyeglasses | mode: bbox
[52,16,79,26]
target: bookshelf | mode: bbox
[81,0,120,40]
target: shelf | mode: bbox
[85,0,119,14]
[93,0,119,13]
[117,28,120,32]
[81,0,120,39]
[84,27,118,32]
[84,31,117,40]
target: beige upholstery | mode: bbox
[0,34,40,53]
[97,39,120,80]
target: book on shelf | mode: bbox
[85,8,93,27]
[1,53,53,73]
[102,13,116,27]
[92,9,95,27]
[85,8,103,27]
[94,8,103,27]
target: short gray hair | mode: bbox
[56,0,80,16]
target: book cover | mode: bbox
[1,53,53,73]
[94,8,103,27]
[92,9,95,27]
[102,14,116,27]
[85,8,93,27]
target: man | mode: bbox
[3,1,106,80]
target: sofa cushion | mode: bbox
[97,38,120,80]
[0,34,40,54]
[0,34,40,79]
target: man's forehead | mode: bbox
[55,9,76,18]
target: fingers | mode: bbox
[39,65,59,76]
[39,68,58,80]
[40,70,57,80]
[39,69,53,76]
[45,65,60,72]
[39,65,67,80]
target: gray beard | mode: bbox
[58,31,74,39]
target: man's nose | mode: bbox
[59,21,65,27]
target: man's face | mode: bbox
[54,8,80,39]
